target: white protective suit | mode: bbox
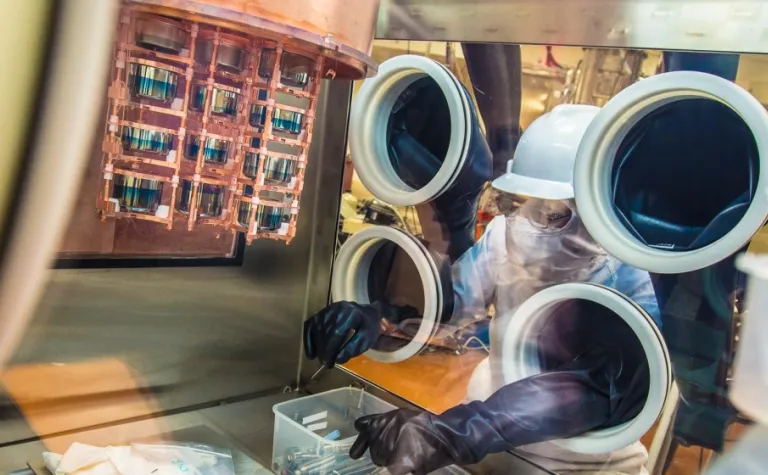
[454,211,661,475]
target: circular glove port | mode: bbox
[574,71,768,273]
[350,55,472,206]
[499,283,671,454]
[332,226,444,363]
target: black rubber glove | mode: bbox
[349,349,650,475]
[303,301,382,369]
[304,301,420,369]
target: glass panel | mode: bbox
[9,14,767,474]
[324,40,766,475]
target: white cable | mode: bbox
[463,336,490,354]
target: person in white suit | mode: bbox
[306,105,660,475]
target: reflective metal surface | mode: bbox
[195,38,247,73]
[0,80,351,448]
[132,0,380,80]
[121,126,174,155]
[0,393,294,473]
[376,0,768,54]
[184,135,231,163]
[128,63,179,103]
[198,184,225,217]
[135,17,186,54]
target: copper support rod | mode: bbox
[247,44,284,242]
[101,11,134,219]
[286,56,324,243]
[188,27,221,231]
[168,21,198,229]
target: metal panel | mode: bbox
[0,80,351,446]
[376,0,768,54]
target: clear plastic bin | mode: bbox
[272,387,467,475]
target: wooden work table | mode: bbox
[343,350,488,414]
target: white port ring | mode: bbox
[500,283,671,454]
[350,54,471,206]
[332,226,442,363]
[574,71,768,274]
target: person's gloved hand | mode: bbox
[349,348,649,475]
[304,301,420,369]
[350,408,446,475]
[304,301,383,369]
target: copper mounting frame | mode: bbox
[99,6,326,244]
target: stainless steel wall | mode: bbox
[376,0,768,54]
[0,80,352,447]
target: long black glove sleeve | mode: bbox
[350,350,650,475]
[388,76,492,262]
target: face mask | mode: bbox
[504,204,607,283]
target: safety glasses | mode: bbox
[496,194,572,229]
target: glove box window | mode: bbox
[500,283,670,454]
[332,226,443,363]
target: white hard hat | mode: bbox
[492,104,600,200]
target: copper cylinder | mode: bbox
[129,0,380,79]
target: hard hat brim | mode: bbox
[491,172,574,200]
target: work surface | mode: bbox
[0,393,291,473]
[343,351,487,414]
[0,390,553,475]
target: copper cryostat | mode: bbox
[98,0,378,245]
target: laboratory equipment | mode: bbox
[350,55,488,208]
[350,54,493,261]
[567,53,765,459]
[97,0,379,245]
[7,2,768,475]
[489,283,671,454]
[272,388,392,473]
[332,226,448,363]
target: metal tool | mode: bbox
[286,447,322,463]
[308,330,357,382]
[320,440,355,455]
[331,458,376,475]
[310,365,325,381]
[294,454,340,474]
